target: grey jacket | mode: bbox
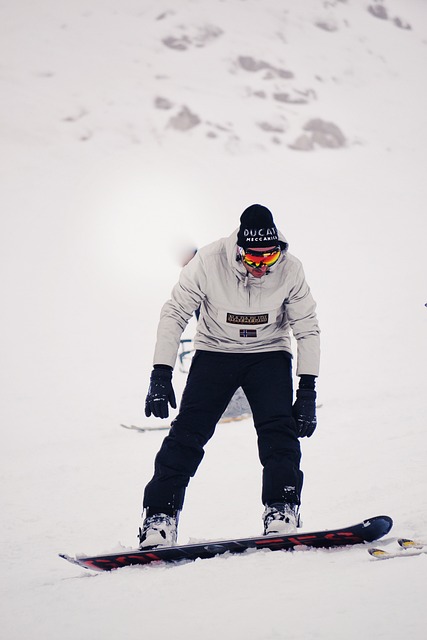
[153,229,320,376]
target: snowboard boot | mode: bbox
[138,511,179,549]
[263,503,301,536]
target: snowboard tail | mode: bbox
[60,515,392,572]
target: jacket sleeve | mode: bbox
[285,263,320,376]
[153,253,207,368]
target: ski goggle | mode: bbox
[240,246,282,268]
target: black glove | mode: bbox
[145,366,177,419]
[292,388,317,438]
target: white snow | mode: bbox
[1,1,427,638]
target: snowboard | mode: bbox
[60,514,392,572]
[120,423,170,433]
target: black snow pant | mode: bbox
[143,350,303,515]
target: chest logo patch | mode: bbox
[226,313,268,325]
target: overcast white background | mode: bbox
[1,1,426,639]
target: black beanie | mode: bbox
[237,204,280,249]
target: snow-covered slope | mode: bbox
[1,1,426,639]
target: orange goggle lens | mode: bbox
[242,247,281,268]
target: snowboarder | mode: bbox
[140,204,320,547]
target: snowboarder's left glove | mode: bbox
[292,384,317,438]
[145,365,177,419]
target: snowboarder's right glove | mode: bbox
[145,365,177,419]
